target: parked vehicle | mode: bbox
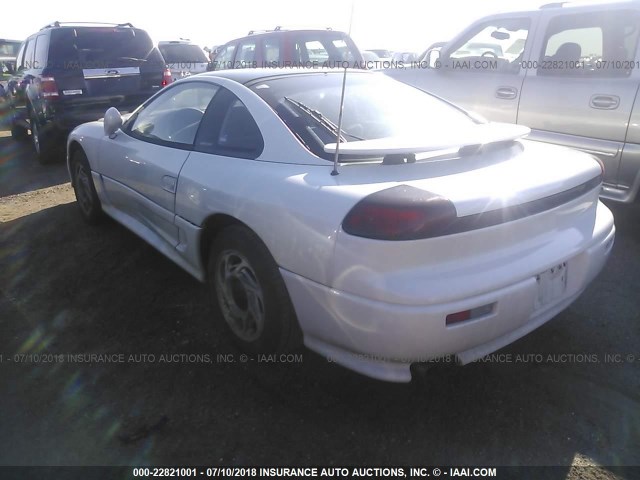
[387,1,640,203]
[66,68,614,382]
[0,39,21,82]
[158,40,210,82]
[211,28,364,70]
[5,22,171,163]
[367,49,393,61]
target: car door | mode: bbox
[387,14,535,123]
[98,81,219,247]
[7,37,35,128]
[518,8,640,188]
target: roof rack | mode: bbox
[40,21,135,30]
[247,26,333,35]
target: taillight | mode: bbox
[446,303,494,326]
[342,185,457,240]
[41,77,59,98]
[161,68,173,87]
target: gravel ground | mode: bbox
[0,127,638,478]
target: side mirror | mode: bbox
[104,107,123,137]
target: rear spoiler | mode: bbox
[324,122,530,156]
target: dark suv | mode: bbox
[5,22,171,163]
[212,28,364,70]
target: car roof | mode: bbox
[491,0,640,15]
[196,67,371,85]
[230,29,349,43]
[159,40,195,45]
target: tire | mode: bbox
[70,148,103,224]
[10,121,28,141]
[30,110,58,164]
[207,225,302,354]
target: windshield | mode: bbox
[159,44,208,64]
[251,72,475,160]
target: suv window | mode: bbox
[158,44,208,64]
[264,38,281,63]
[0,41,21,57]
[236,40,257,67]
[129,82,219,145]
[48,27,162,67]
[22,39,36,69]
[34,36,48,69]
[213,43,236,70]
[293,34,358,65]
[446,18,530,73]
[539,11,640,77]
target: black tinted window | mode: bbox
[0,41,21,56]
[48,27,161,68]
[159,44,208,63]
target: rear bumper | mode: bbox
[282,202,615,382]
[50,100,144,131]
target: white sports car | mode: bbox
[67,69,615,382]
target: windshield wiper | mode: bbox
[117,56,147,62]
[283,97,364,141]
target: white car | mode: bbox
[67,69,615,382]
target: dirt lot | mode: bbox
[0,126,639,478]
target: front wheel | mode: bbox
[71,148,103,224]
[207,225,301,353]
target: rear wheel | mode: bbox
[30,111,58,164]
[71,148,103,224]
[207,225,301,354]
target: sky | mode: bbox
[3,0,548,53]
[4,0,628,53]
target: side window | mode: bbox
[23,39,36,69]
[305,40,329,62]
[236,41,256,67]
[129,82,219,146]
[15,43,26,70]
[331,39,355,62]
[34,35,48,69]
[213,43,236,70]
[539,11,640,77]
[195,88,264,159]
[263,38,281,64]
[446,18,530,73]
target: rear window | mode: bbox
[48,27,163,68]
[159,44,208,64]
[252,72,474,161]
[0,41,21,57]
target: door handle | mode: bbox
[590,95,619,110]
[495,86,518,99]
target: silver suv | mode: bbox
[387,1,640,203]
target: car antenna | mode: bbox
[331,0,355,176]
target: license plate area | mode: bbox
[534,262,568,310]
